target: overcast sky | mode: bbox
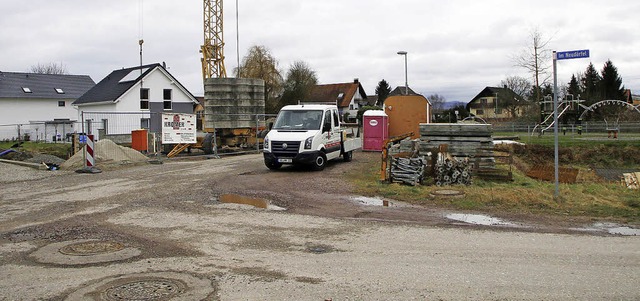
[1,0,639,102]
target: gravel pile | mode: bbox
[61,139,149,169]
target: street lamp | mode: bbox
[397,51,408,95]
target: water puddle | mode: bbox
[351,196,390,207]
[218,194,285,211]
[586,223,640,236]
[446,213,515,226]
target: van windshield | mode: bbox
[273,110,323,130]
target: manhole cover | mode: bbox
[59,241,125,256]
[30,239,141,265]
[65,272,215,301]
[102,277,186,301]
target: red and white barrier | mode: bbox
[85,134,95,167]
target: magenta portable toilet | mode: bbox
[363,110,388,151]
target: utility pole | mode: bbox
[397,51,408,95]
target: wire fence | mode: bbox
[0,121,80,143]
[492,122,640,135]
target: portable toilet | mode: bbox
[363,110,388,151]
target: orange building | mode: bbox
[383,94,431,139]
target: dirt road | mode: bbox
[0,152,638,300]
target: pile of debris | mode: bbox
[391,157,426,186]
[434,152,472,186]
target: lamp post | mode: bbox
[397,51,408,95]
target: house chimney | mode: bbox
[353,78,359,84]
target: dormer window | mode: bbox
[22,87,32,93]
[55,88,65,94]
[337,92,345,100]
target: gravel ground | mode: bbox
[0,152,638,300]
[0,161,65,183]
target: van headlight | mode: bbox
[264,136,270,150]
[304,136,313,149]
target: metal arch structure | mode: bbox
[578,100,640,120]
[201,0,227,80]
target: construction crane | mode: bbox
[201,0,227,80]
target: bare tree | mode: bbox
[279,61,318,112]
[513,28,552,104]
[30,62,69,74]
[235,45,284,113]
[500,76,532,100]
[427,93,446,113]
[499,76,532,118]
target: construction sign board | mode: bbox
[162,113,197,144]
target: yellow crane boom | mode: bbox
[201,0,226,80]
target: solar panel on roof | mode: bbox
[119,68,149,83]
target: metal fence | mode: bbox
[0,121,81,143]
[492,122,640,135]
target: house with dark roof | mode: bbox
[74,63,198,139]
[0,71,95,141]
[304,79,368,121]
[388,86,418,97]
[466,86,526,120]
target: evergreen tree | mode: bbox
[567,74,581,99]
[375,79,392,105]
[600,59,625,101]
[581,63,601,104]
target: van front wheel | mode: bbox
[312,153,327,171]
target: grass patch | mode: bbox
[349,152,640,223]
[0,141,71,159]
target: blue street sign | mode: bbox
[556,49,590,60]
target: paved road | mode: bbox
[0,154,638,300]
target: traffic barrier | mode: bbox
[85,134,95,167]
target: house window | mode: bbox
[496,108,503,114]
[55,88,65,94]
[102,119,109,134]
[349,104,354,110]
[141,118,150,129]
[85,119,92,134]
[480,99,487,104]
[58,101,65,107]
[163,89,172,110]
[22,87,32,93]
[477,109,484,115]
[140,88,150,110]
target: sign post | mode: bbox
[552,49,589,201]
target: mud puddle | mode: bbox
[351,196,391,207]
[446,213,517,227]
[572,223,640,236]
[218,194,285,211]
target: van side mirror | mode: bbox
[268,122,273,130]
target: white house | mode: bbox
[73,63,198,140]
[0,71,95,141]
[305,79,368,122]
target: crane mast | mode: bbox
[201,0,227,80]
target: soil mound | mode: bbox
[61,139,148,169]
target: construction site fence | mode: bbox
[0,121,83,143]
[492,122,640,135]
[0,112,286,161]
